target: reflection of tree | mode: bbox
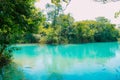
[51,42,119,59]
[0,63,25,80]
[14,45,40,57]
[47,72,63,80]
[15,42,119,59]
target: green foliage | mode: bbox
[73,20,97,43]
[0,0,45,44]
[39,27,59,44]
[39,18,119,44]
[56,14,74,27]
[46,0,71,27]
[94,23,119,42]
[115,11,120,18]
[0,0,44,72]
[39,14,75,44]
[95,17,110,23]
[0,51,12,68]
[46,3,63,27]
[74,20,119,43]
[51,0,71,5]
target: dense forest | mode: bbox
[30,16,120,44]
[0,0,120,79]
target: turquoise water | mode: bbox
[13,42,120,80]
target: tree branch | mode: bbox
[63,0,71,11]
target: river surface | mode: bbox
[13,42,120,80]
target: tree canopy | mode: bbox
[0,0,45,69]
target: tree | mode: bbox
[51,0,71,6]
[73,20,97,43]
[95,17,110,23]
[56,14,74,27]
[115,10,120,18]
[94,23,119,42]
[45,3,63,26]
[45,0,71,27]
[0,0,43,78]
[73,19,119,43]
[55,14,75,43]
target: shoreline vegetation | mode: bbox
[14,41,120,45]
[19,19,120,45]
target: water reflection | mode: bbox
[13,42,120,80]
[14,42,119,58]
[47,72,63,80]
